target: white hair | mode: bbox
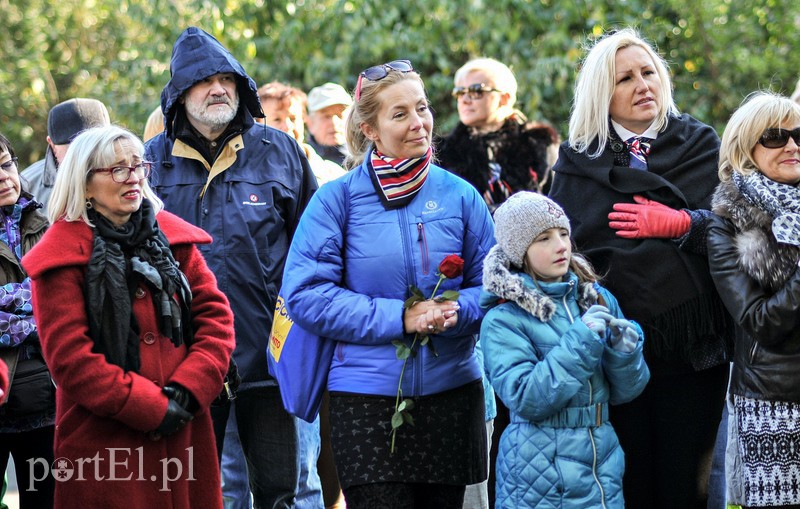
[49,125,163,225]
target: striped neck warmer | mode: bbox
[368,146,432,210]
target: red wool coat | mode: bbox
[22,211,235,509]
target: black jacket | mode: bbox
[708,178,800,402]
[436,115,558,205]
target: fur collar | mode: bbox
[482,245,598,321]
[712,178,800,293]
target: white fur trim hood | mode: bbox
[482,245,599,322]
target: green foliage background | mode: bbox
[2,0,798,166]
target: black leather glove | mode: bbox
[162,383,199,414]
[155,399,193,437]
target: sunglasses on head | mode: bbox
[758,127,800,149]
[354,60,414,101]
[452,83,501,100]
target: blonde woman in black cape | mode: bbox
[548,28,734,508]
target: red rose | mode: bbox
[438,254,464,279]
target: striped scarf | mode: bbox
[368,147,432,210]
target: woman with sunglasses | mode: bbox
[707,91,800,508]
[21,125,235,508]
[436,57,559,210]
[280,60,495,508]
[547,28,734,508]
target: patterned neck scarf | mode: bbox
[733,170,800,246]
[368,146,432,210]
[0,196,33,260]
[627,136,652,170]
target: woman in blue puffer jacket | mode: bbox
[280,61,495,508]
[480,191,650,508]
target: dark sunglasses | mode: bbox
[452,83,501,100]
[354,60,414,101]
[758,127,800,149]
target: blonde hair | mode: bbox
[454,57,518,106]
[344,69,424,170]
[569,27,678,157]
[143,106,165,142]
[49,125,163,225]
[791,78,800,105]
[718,91,800,181]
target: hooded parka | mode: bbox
[145,27,317,385]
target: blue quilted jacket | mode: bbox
[480,247,650,508]
[281,160,495,397]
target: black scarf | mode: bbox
[549,113,733,370]
[84,200,193,372]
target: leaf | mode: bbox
[398,398,415,412]
[440,290,460,301]
[404,294,424,309]
[420,335,429,346]
[391,411,404,430]
[395,342,411,360]
[404,285,425,309]
[403,412,415,426]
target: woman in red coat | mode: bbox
[21,125,235,508]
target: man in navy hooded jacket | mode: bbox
[145,27,318,508]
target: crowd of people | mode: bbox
[0,23,799,509]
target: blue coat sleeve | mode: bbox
[481,305,606,422]
[281,180,406,345]
[597,286,651,404]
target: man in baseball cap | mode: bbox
[22,98,110,211]
[306,82,352,166]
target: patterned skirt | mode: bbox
[733,395,800,506]
[328,380,487,489]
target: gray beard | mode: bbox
[185,95,240,133]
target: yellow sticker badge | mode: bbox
[269,295,293,363]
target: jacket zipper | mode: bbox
[417,222,429,275]
[562,281,576,324]
[399,207,421,397]
[569,283,606,508]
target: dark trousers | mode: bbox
[0,425,55,509]
[343,482,465,509]
[488,395,509,509]
[211,385,300,509]
[611,362,728,509]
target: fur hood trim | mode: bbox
[712,178,800,293]
[482,245,598,321]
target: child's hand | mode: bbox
[581,305,613,339]
[608,318,639,353]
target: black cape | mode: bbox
[549,113,732,369]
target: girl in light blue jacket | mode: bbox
[480,192,650,508]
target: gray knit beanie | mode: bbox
[493,191,571,267]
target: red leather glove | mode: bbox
[608,195,691,239]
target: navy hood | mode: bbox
[160,26,263,137]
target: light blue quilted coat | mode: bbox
[480,247,650,508]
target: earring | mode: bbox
[85,199,93,210]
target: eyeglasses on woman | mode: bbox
[90,161,153,183]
